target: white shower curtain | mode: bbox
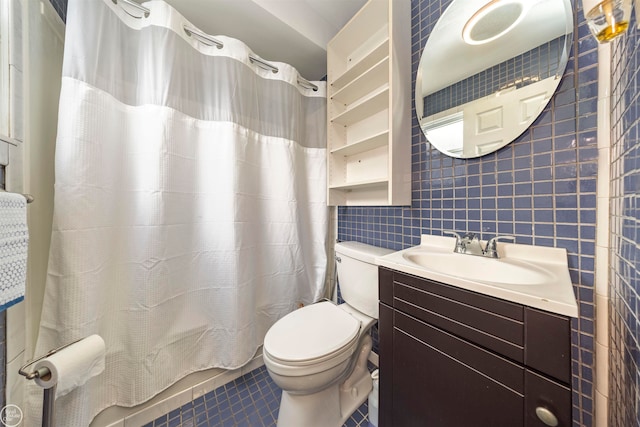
[27,0,327,425]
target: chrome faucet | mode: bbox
[460,232,484,255]
[444,231,515,258]
[444,231,483,255]
[444,231,465,252]
[483,235,516,258]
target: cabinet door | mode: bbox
[525,370,571,427]
[392,312,524,427]
[525,307,571,384]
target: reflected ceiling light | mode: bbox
[462,0,528,45]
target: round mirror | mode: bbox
[415,0,573,158]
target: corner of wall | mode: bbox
[594,41,611,427]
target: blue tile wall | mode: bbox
[338,0,598,425]
[609,8,640,427]
[424,36,566,117]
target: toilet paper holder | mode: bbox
[19,337,84,427]
[19,337,83,380]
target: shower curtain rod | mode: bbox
[183,25,224,49]
[111,0,150,17]
[113,1,319,91]
[249,55,279,73]
[297,77,319,91]
[248,56,318,91]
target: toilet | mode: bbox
[263,241,393,427]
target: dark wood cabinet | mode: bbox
[379,268,572,427]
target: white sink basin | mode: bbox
[376,234,579,317]
[402,252,554,286]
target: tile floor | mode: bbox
[143,365,372,427]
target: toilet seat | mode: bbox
[264,302,361,374]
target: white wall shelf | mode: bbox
[330,130,389,157]
[326,0,410,206]
[331,56,389,104]
[329,37,389,90]
[331,85,389,126]
[329,177,388,191]
[332,38,389,90]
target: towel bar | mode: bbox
[0,189,34,203]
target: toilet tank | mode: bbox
[335,242,394,319]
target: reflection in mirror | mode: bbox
[416,0,573,159]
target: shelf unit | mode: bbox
[331,85,389,126]
[327,0,411,206]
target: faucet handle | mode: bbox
[484,235,516,258]
[443,230,465,253]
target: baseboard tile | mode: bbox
[192,353,265,400]
[123,387,192,427]
[118,352,264,427]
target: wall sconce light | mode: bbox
[582,0,633,42]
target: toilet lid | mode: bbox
[264,302,360,363]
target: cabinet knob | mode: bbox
[535,407,559,426]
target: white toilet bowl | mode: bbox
[263,241,394,427]
[263,301,375,427]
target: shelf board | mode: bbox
[330,85,389,126]
[332,38,389,90]
[329,177,388,191]
[330,131,389,157]
[331,57,389,105]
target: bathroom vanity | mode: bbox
[376,235,578,427]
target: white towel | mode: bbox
[0,192,28,311]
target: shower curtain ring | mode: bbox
[111,0,150,18]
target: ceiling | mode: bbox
[161,0,368,80]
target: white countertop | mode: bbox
[375,235,579,317]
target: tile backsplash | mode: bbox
[609,8,640,427]
[338,0,597,425]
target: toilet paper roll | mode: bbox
[34,334,106,398]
